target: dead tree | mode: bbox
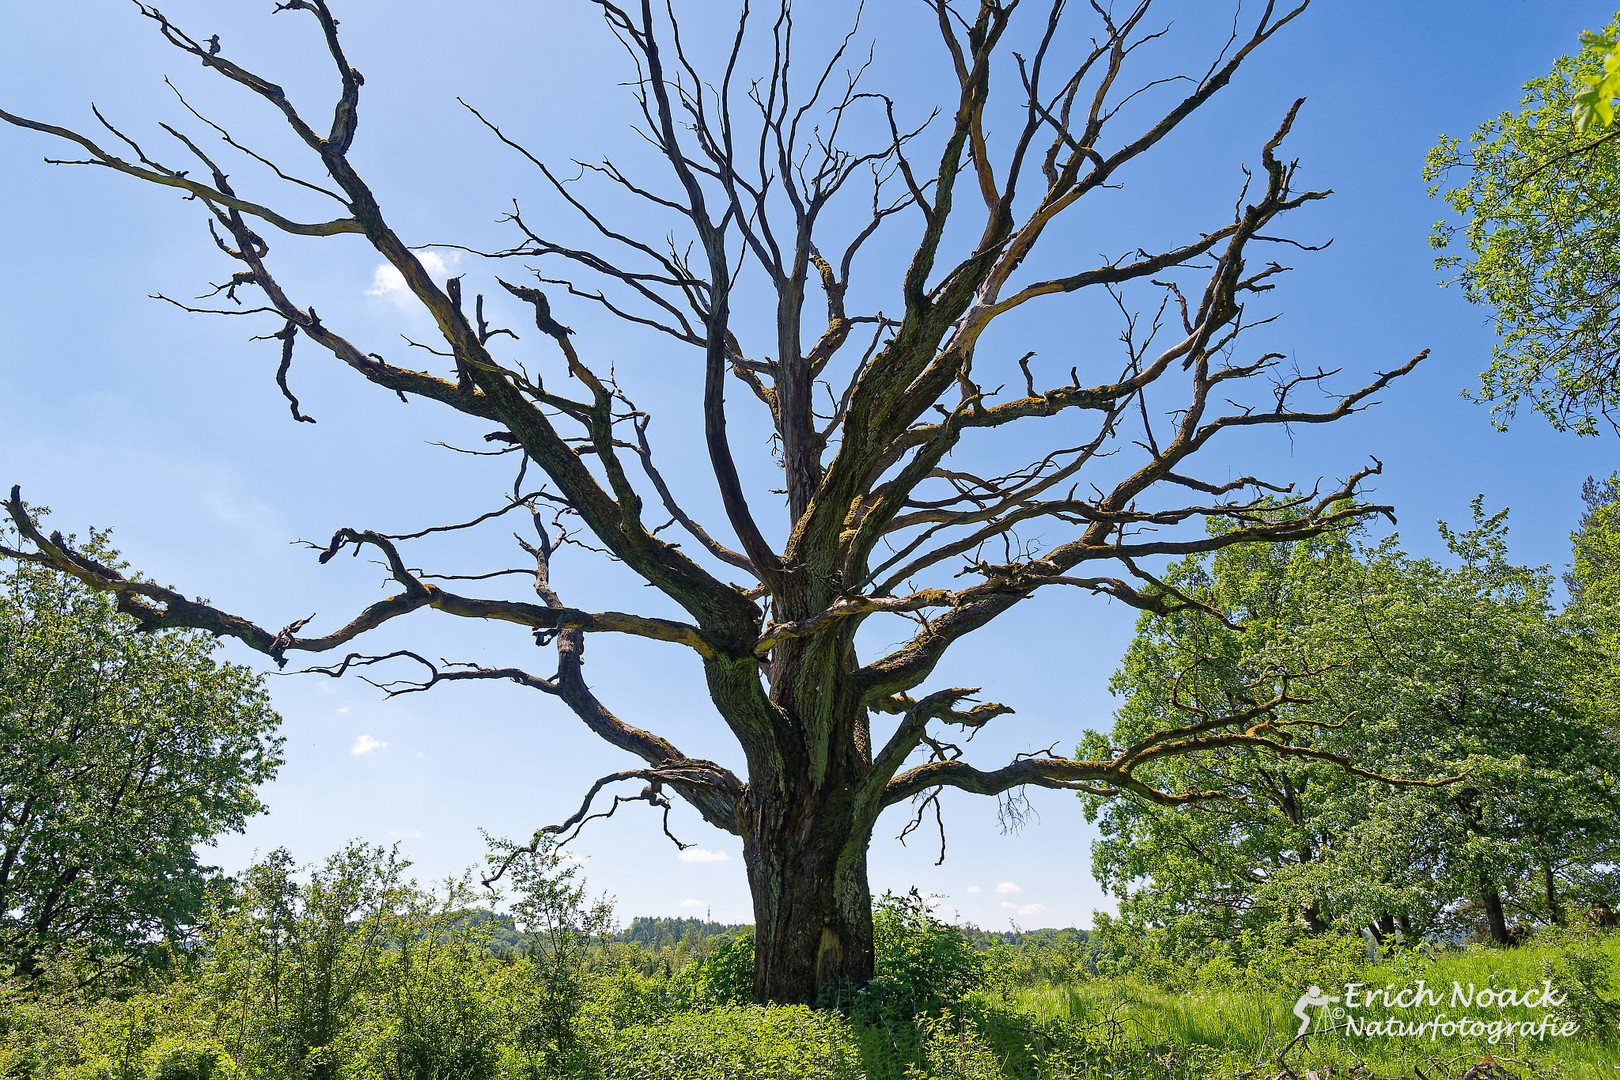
[0,0,1429,1002]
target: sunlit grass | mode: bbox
[959,930,1620,1079]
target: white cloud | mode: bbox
[677,847,731,864]
[994,881,1021,895]
[388,829,422,840]
[367,263,407,297]
[999,901,1016,910]
[366,250,457,298]
[679,898,707,910]
[965,885,982,894]
[351,734,388,755]
[337,706,350,714]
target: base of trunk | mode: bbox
[745,821,874,1003]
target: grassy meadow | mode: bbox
[4,871,1618,1080]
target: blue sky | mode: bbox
[1,1,1614,931]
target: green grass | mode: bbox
[952,929,1620,1079]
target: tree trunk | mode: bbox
[1544,863,1565,926]
[1480,878,1511,945]
[736,609,881,1003]
[742,781,875,1003]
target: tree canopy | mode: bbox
[0,0,1431,1000]
[1426,15,1620,434]
[0,524,283,977]
[1090,505,1620,947]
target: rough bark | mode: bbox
[743,778,876,1000]
[1544,862,1566,926]
[1481,878,1512,945]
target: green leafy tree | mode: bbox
[1091,506,1620,947]
[485,833,613,1076]
[1566,473,1620,745]
[1570,474,1620,603]
[1426,16,1620,433]
[204,843,409,1080]
[0,525,282,978]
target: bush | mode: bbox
[1542,939,1620,1042]
[903,1013,1008,1080]
[671,935,755,1009]
[1234,922,1364,997]
[849,893,982,1022]
[141,1036,235,1080]
[599,1005,862,1080]
[582,961,674,1032]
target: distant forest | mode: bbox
[457,909,1089,958]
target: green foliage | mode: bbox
[1426,15,1620,433]
[672,935,755,1009]
[0,529,283,977]
[1568,474,1620,745]
[1574,30,1620,132]
[1541,932,1620,1042]
[617,918,744,952]
[9,879,1620,1079]
[579,962,672,1032]
[1571,474,1620,603]
[484,834,613,1077]
[902,1014,1005,1080]
[359,884,508,1080]
[1230,924,1364,998]
[138,1035,236,1080]
[202,843,414,1080]
[599,1005,862,1080]
[858,893,984,1021]
[978,930,1094,993]
[1090,504,1620,946]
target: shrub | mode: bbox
[903,1013,1007,1080]
[599,1005,861,1080]
[1542,940,1620,1042]
[583,963,673,1031]
[1235,922,1364,997]
[851,893,982,1021]
[140,1036,235,1080]
[671,935,755,1009]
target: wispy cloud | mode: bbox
[965,885,982,894]
[677,847,731,864]
[388,829,422,840]
[679,898,707,910]
[351,734,388,756]
[994,881,1021,895]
